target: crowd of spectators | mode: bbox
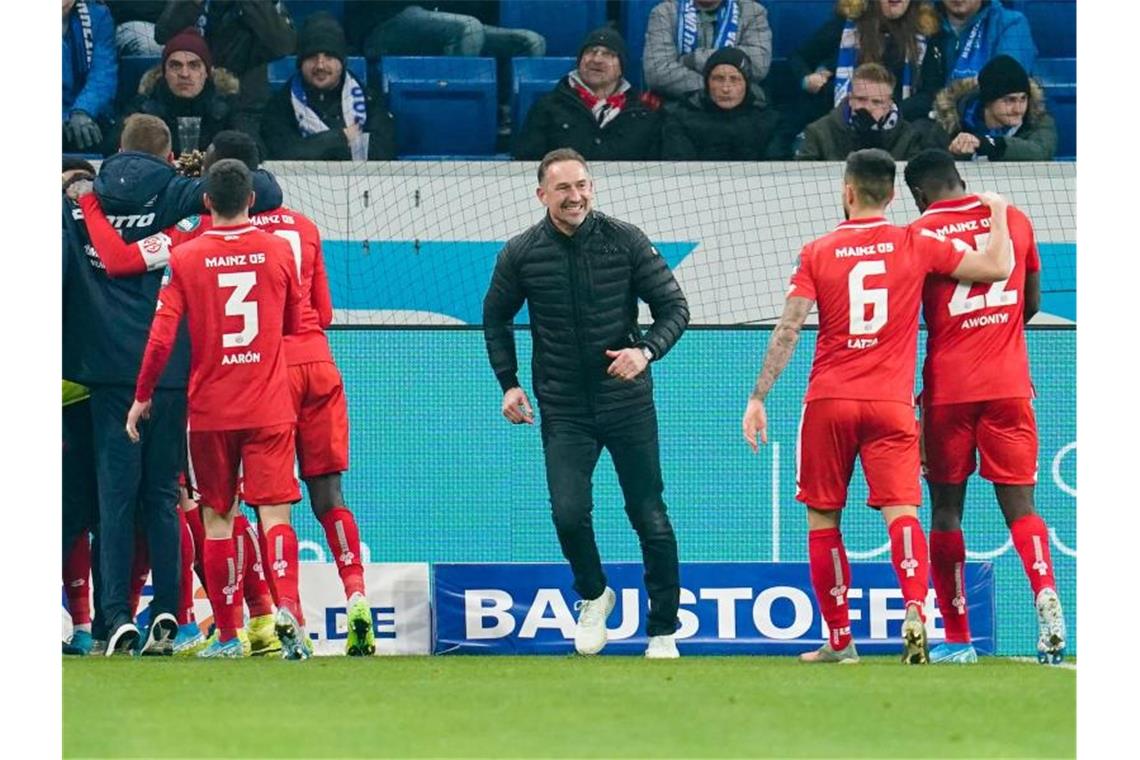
[63,0,1061,163]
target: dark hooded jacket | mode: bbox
[930,77,1056,160]
[796,98,930,160]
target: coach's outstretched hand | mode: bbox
[125,398,152,443]
[742,397,769,452]
[501,387,534,425]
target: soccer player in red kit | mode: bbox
[127,159,311,660]
[904,150,1066,665]
[741,149,1013,664]
[203,132,374,656]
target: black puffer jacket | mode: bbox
[483,211,689,414]
[661,91,780,160]
[513,77,662,161]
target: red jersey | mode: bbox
[135,224,303,431]
[247,207,334,365]
[788,217,965,404]
[78,193,212,276]
[912,196,1039,405]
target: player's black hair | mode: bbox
[62,156,96,175]
[845,148,896,206]
[208,130,261,171]
[206,159,253,217]
[903,149,965,196]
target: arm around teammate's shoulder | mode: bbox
[946,192,1013,283]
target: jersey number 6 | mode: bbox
[218,271,259,347]
[848,260,888,335]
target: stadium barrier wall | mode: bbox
[433,561,995,655]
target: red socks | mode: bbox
[177,510,196,626]
[1010,514,1056,597]
[128,532,150,617]
[202,537,241,642]
[318,507,366,599]
[264,524,303,624]
[808,528,852,651]
[888,516,929,615]
[930,530,970,644]
[234,514,274,618]
[63,534,92,626]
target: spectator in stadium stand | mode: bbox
[796,62,929,160]
[643,0,773,105]
[261,13,396,161]
[661,47,779,160]
[63,0,119,153]
[936,0,1037,83]
[105,1,166,56]
[513,27,662,161]
[930,54,1055,161]
[155,0,297,119]
[110,28,251,158]
[775,0,945,156]
[345,1,546,134]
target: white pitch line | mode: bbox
[1008,657,1077,671]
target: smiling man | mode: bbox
[483,148,689,659]
[513,27,662,161]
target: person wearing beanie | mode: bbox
[109,27,251,158]
[514,27,662,161]
[260,13,395,161]
[931,53,1057,160]
[644,0,772,103]
[661,47,779,160]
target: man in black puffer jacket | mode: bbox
[513,27,661,161]
[483,149,689,659]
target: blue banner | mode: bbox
[434,562,995,656]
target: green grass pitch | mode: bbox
[64,656,1074,758]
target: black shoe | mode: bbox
[106,618,139,657]
[140,613,178,656]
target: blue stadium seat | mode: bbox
[765,0,836,59]
[511,56,574,132]
[499,0,608,57]
[1045,82,1076,160]
[1016,0,1076,58]
[621,0,657,90]
[1033,57,1075,87]
[380,56,498,157]
[268,56,369,90]
[116,56,161,109]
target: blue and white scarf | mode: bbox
[67,0,94,79]
[833,20,927,107]
[844,99,901,132]
[675,0,740,55]
[948,15,990,81]
[290,70,370,161]
[962,98,1020,138]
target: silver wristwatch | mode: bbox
[639,346,654,363]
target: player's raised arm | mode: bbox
[127,270,186,442]
[743,295,814,452]
[947,192,1013,283]
[78,192,172,278]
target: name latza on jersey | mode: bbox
[204,252,268,268]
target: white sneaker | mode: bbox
[645,634,680,659]
[573,587,616,655]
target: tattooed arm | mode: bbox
[742,296,814,451]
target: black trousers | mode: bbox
[62,399,103,635]
[88,385,185,628]
[540,402,680,637]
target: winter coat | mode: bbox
[938,0,1037,81]
[514,77,663,161]
[484,211,689,414]
[345,2,502,53]
[931,78,1056,160]
[112,66,250,157]
[104,1,166,24]
[661,91,779,160]
[155,0,296,113]
[797,102,930,160]
[260,75,397,160]
[63,0,118,121]
[789,5,945,122]
[643,0,773,102]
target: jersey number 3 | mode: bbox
[948,234,1017,316]
[218,271,259,347]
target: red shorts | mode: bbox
[289,361,350,478]
[187,423,301,514]
[796,399,922,509]
[922,398,1038,485]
